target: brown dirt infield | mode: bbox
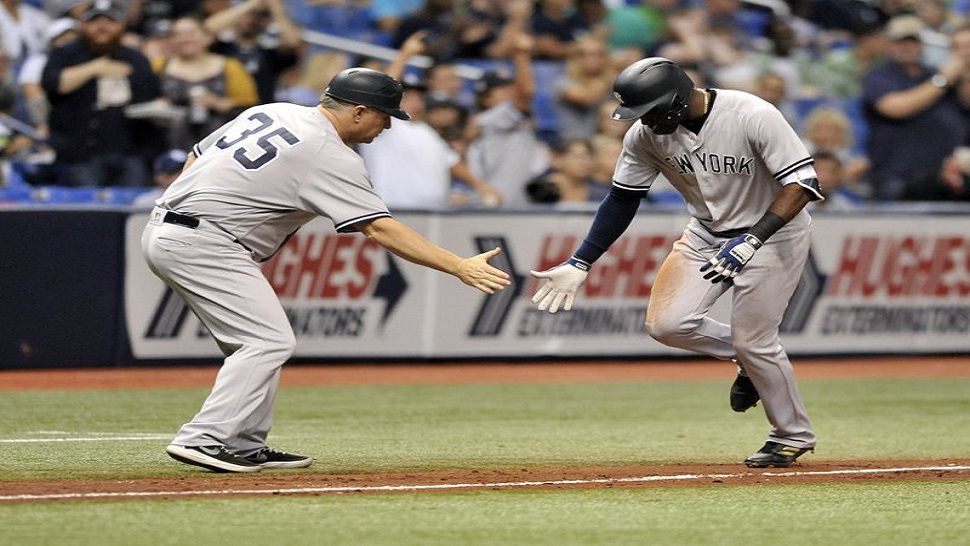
[2,356,969,503]
[2,356,970,391]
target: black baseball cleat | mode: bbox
[165,444,262,473]
[243,447,314,469]
[730,374,760,412]
[744,441,813,468]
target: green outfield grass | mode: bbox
[1,377,969,480]
[2,375,969,545]
[3,481,969,545]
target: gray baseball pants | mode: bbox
[142,207,295,456]
[645,219,816,448]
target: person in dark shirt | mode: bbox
[861,15,965,200]
[41,0,162,187]
[205,0,301,104]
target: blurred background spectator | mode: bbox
[152,15,259,150]
[359,32,501,208]
[205,0,301,104]
[466,34,549,206]
[0,0,968,207]
[41,0,161,187]
[0,0,52,70]
[862,14,965,200]
[132,147,187,206]
[810,149,866,210]
[525,138,608,206]
[552,35,613,139]
[802,106,870,186]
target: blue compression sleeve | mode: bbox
[572,186,645,266]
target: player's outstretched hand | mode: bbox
[456,247,512,294]
[530,259,589,314]
[700,234,763,283]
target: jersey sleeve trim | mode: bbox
[334,211,392,233]
[772,157,814,180]
[192,143,203,157]
[611,180,651,192]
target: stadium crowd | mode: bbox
[1,0,970,207]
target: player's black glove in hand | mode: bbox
[701,234,763,283]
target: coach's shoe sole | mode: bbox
[166,444,263,473]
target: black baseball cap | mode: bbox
[324,68,410,120]
[83,0,124,21]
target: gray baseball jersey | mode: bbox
[157,102,391,261]
[613,89,823,233]
[619,89,820,449]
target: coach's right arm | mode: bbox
[358,217,511,295]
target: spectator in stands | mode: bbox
[204,0,302,104]
[938,24,970,199]
[810,150,865,210]
[914,0,961,68]
[360,32,501,209]
[802,106,869,185]
[525,138,608,206]
[553,35,614,139]
[752,71,798,126]
[132,148,187,207]
[479,0,533,60]
[595,99,631,140]
[424,95,468,145]
[0,0,52,68]
[152,16,259,150]
[426,61,473,108]
[17,18,78,139]
[0,80,34,185]
[589,133,620,187]
[393,0,475,61]
[466,34,549,206]
[530,0,590,60]
[808,22,887,99]
[862,15,966,200]
[659,6,747,85]
[41,0,162,187]
[605,0,679,54]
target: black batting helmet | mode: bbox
[611,58,694,133]
[324,68,410,120]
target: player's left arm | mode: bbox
[701,103,824,283]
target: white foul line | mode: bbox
[0,435,171,444]
[2,465,969,502]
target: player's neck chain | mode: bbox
[702,90,711,115]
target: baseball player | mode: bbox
[531,58,823,468]
[143,68,511,473]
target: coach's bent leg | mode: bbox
[145,223,297,450]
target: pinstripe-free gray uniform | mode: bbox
[615,90,822,448]
[143,102,391,455]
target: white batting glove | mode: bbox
[530,258,590,314]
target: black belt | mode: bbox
[162,210,254,253]
[700,223,750,239]
[162,211,199,229]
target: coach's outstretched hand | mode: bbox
[456,247,512,294]
[530,259,589,313]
